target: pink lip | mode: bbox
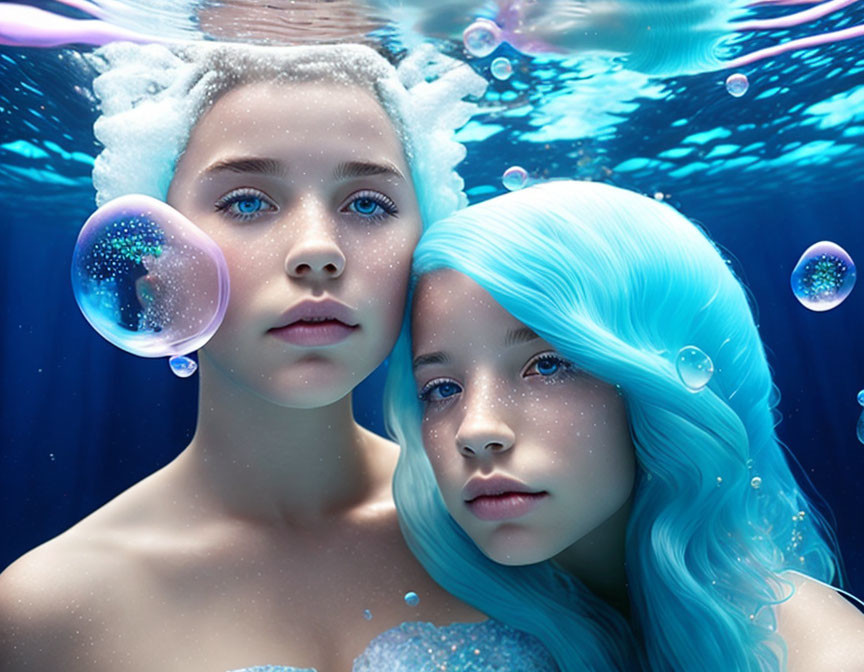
[269,299,359,347]
[462,475,547,522]
[466,492,548,522]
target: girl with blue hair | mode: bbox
[385,179,864,671]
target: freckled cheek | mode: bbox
[421,416,464,483]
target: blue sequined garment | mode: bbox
[228,618,558,672]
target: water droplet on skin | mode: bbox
[404,591,420,607]
[502,165,528,191]
[790,241,856,311]
[725,73,749,97]
[490,57,513,80]
[750,476,762,489]
[463,19,502,58]
[676,346,714,392]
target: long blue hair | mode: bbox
[383,180,844,671]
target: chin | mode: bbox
[476,528,555,567]
[256,366,362,409]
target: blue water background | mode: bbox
[2,2,864,602]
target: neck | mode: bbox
[174,350,385,525]
[552,494,633,619]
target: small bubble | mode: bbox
[676,346,714,392]
[716,476,723,485]
[404,591,420,607]
[502,165,528,191]
[169,355,197,378]
[363,609,373,620]
[798,510,806,519]
[463,19,502,58]
[857,409,864,445]
[725,73,749,97]
[857,389,864,407]
[750,476,762,489]
[48,453,55,461]
[653,192,664,201]
[790,241,856,311]
[490,57,513,80]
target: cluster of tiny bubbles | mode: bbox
[790,241,856,311]
[490,56,513,81]
[502,165,528,191]
[787,510,806,553]
[750,476,762,489]
[71,195,230,378]
[725,73,749,98]
[463,19,502,58]
[404,591,420,606]
[675,345,714,392]
[363,608,373,620]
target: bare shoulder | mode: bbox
[0,464,186,670]
[775,571,864,672]
[0,530,127,670]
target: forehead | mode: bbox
[181,80,407,170]
[412,270,525,349]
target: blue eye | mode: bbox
[344,190,398,220]
[537,358,560,375]
[526,353,571,378]
[419,379,462,403]
[215,189,276,221]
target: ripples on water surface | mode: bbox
[1,0,863,223]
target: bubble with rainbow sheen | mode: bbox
[502,165,528,191]
[463,19,501,58]
[490,56,513,80]
[725,73,749,97]
[71,194,229,365]
[676,345,714,392]
[790,241,856,312]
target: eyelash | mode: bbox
[212,188,399,222]
[342,190,399,221]
[214,188,276,221]
[523,352,574,378]
[417,352,574,404]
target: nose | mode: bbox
[455,411,516,459]
[284,209,346,280]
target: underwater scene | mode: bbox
[1,1,864,670]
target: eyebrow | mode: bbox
[412,328,540,371]
[504,327,540,347]
[200,158,405,182]
[333,160,405,182]
[202,157,288,178]
[412,351,449,371]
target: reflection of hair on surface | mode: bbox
[197,0,385,47]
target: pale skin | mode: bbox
[412,269,864,671]
[0,81,483,672]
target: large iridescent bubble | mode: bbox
[790,241,856,312]
[71,195,230,376]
